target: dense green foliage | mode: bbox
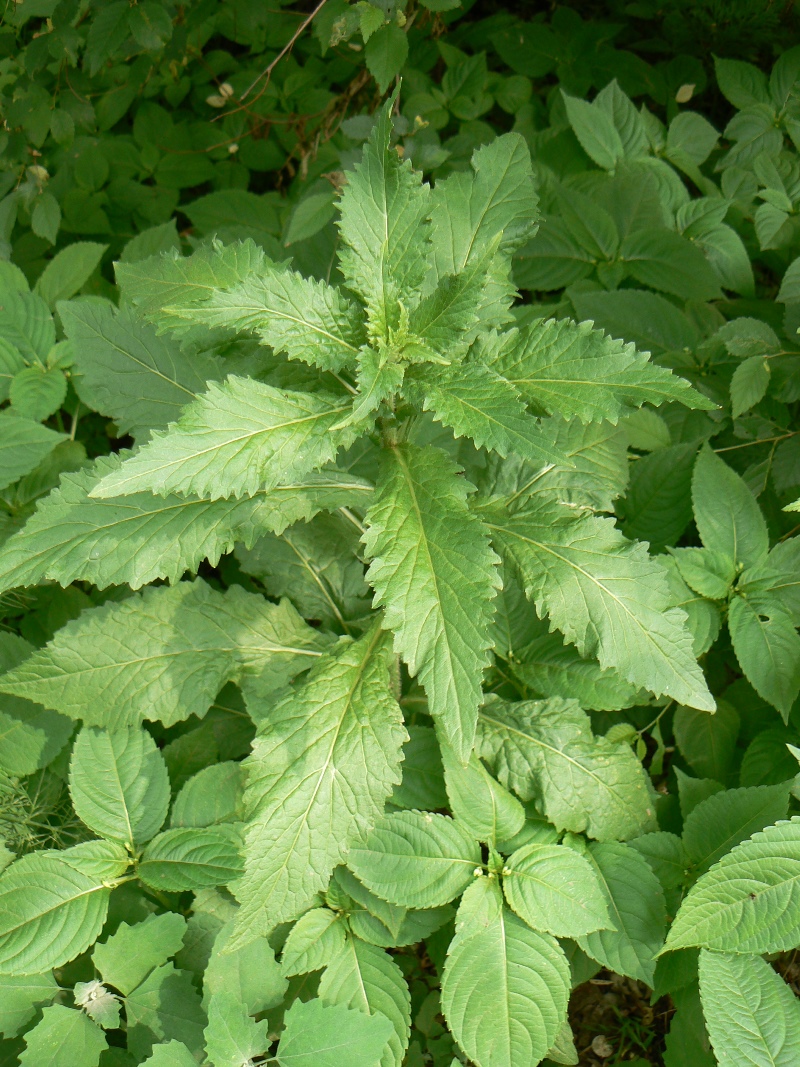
[2,2,800,1066]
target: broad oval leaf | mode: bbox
[138,826,244,892]
[276,997,393,1067]
[502,843,611,938]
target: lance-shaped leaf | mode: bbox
[115,239,267,325]
[69,726,170,847]
[502,843,611,938]
[90,377,355,501]
[406,362,566,465]
[576,842,666,986]
[692,446,769,569]
[441,879,571,1067]
[0,854,112,974]
[167,269,365,372]
[0,411,66,492]
[348,811,481,909]
[19,1005,107,1067]
[232,625,406,943]
[337,92,431,337]
[664,817,800,954]
[728,593,800,718]
[698,950,800,1067]
[487,317,714,423]
[60,302,222,440]
[428,133,538,331]
[484,500,714,710]
[0,580,330,728]
[0,452,372,594]
[363,445,500,761]
[476,697,656,841]
[319,937,411,1067]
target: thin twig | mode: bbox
[238,0,330,104]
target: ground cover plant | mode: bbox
[1,2,800,1066]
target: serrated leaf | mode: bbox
[138,825,243,892]
[502,842,611,937]
[0,632,73,777]
[170,762,244,828]
[276,997,393,1067]
[682,783,791,879]
[0,580,329,728]
[730,355,770,418]
[168,269,365,371]
[441,745,525,845]
[348,811,481,909]
[203,919,286,1015]
[53,839,130,880]
[69,726,169,846]
[204,992,270,1067]
[363,444,500,761]
[692,446,768,568]
[232,625,406,941]
[476,697,656,841]
[441,879,571,1067]
[698,949,800,1067]
[488,317,713,423]
[0,287,54,362]
[10,365,66,422]
[337,92,430,338]
[34,243,107,309]
[0,853,111,974]
[664,817,800,953]
[124,963,206,1061]
[19,1005,107,1067]
[140,1041,197,1067]
[0,452,372,593]
[0,410,66,492]
[407,362,566,465]
[576,842,666,985]
[90,378,355,501]
[0,973,58,1038]
[60,302,223,441]
[484,501,713,710]
[670,548,735,601]
[280,909,347,977]
[728,594,800,719]
[93,912,187,996]
[319,937,411,1067]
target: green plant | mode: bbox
[2,10,800,1067]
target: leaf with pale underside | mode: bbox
[232,625,406,943]
[363,444,500,762]
[0,580,331,728]
[90,377,356,501]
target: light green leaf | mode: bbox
[664,817,800,953]
[34,243,107,309]
[577,842,666,985]
[407,362,566,465]
[138,825,243,892]
[0,410,66,492]
[0,853,111,974]
[140,1041,197,1067]
[203,919,287,1015]
[503,842,611,938]
[682,783,791,879]
[692,446,768,568]
[441,745,525,845]
[232,625,406,941]
[348,811,481,909]
[728,594,800,719]
[562,91,625,170]
[363,444,500,761]
[489,317,713,423]
[364,23,409,95]
[441,878,571,1067]
[61,302,223,441]
[476,698,656,841]
[0,580,330,728]
[31,193,61,245]
[170,762,244,828]
[338,92,429,337]
[484,501,713,710]
[124,963,206,1061]
[669,548,736,601]
[319,937,411,1067]
[277,997,393,1067]
[281,908,347,977]
[90,378,355,501]
[53,839,130,880]
[169,269,364,372]
[10,365,66,422]
[0,452,372,593]
[19,1005,107,1067]
[0,287,54,362]
[698,949,800,1066]
[93,912,187,996]
[204,992,270,1067]
[69,726,169,846]
[0,972,58,1038]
